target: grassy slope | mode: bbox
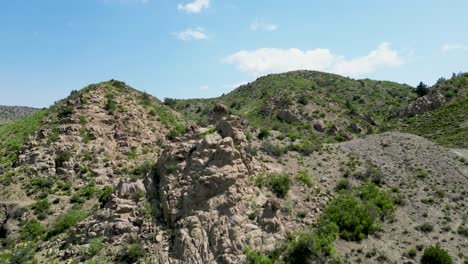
[0,109,49,170]
[400,73,468,148]
[171,70,416,144]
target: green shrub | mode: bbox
[57,104,74,119]
[256,173,292,198]
[287,131,301,141]
[258,128,270,140]
[407,248,417,258]
[322,182,395,241]
[21,219,45,241]
[71,182,98,204]
[32,198,50,218]
[9,243,37,264]
[117,240,146,264]
[268,174,292,198]
[458,225,468,237]
[421,245,452,264]
[166,128,183,140]
[296,170,313,187]
[244,247,273,264]
[88,236,104,258]
[335,178,352,191]
[246,132,253,142]
[46,209,88,239]
[417,222,434,233]
[362,165,384,186]
[416,170,429,179]
[98,185,115,207]
[55,150,71,170]
[105,93,117,115]
[262,141,289,157]
[284,222,338,264]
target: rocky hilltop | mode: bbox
[0,72,467,264]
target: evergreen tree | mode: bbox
[415,82,429,97]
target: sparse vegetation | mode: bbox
[46,208,88,239]
[117,239,146,264]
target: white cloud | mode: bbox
[223,42,403,77]
[250,18,278,32]
[174,27,208,41]
[178,0,210,13]
[199,85,209,91]
[441,43,465,52]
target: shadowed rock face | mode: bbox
[148,115,284,263]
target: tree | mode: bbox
[415,82,429,97]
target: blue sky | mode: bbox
[0,0,467,107]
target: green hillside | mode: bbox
[399,73,468,148]
[169,70,416,145]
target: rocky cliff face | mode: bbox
[147,115,286,263]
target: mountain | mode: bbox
[0,106,39,125]
[0,74,466,264]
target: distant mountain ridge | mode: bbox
[0,105,39,124]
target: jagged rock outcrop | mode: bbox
[208,104,229,124]
[397,92,445,117]
[147,115,283,263]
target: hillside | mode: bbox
[0,106,39,125]
[0,80,186,263]
[0,74,466,264]
[397,73,468,148]
[169,71,417,147]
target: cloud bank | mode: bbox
[223,42,403,77]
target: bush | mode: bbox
[287,131,301,141]
[296,170,313,187]
[57,104,74,119]
[9,243,37,264]
[55,150,71,170]
[258,128,270,140]
[322,182,395,241]
[268,174,292,198]
[244,247,273,264]
[46,209,88,239]
[335,178,352,191]
[105,93,117,115]
[117,240,146,264]
[421,245,452,264]
[262,141,289,157]
[284,222,338,264]
[32,198,50,218]
[163,98,177,108]
[71,182,98,204]
[417,222,434,233]
[88,236,104,258]
[256,173,292,198]
[21,219,45,241]
[98,185,115,207]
